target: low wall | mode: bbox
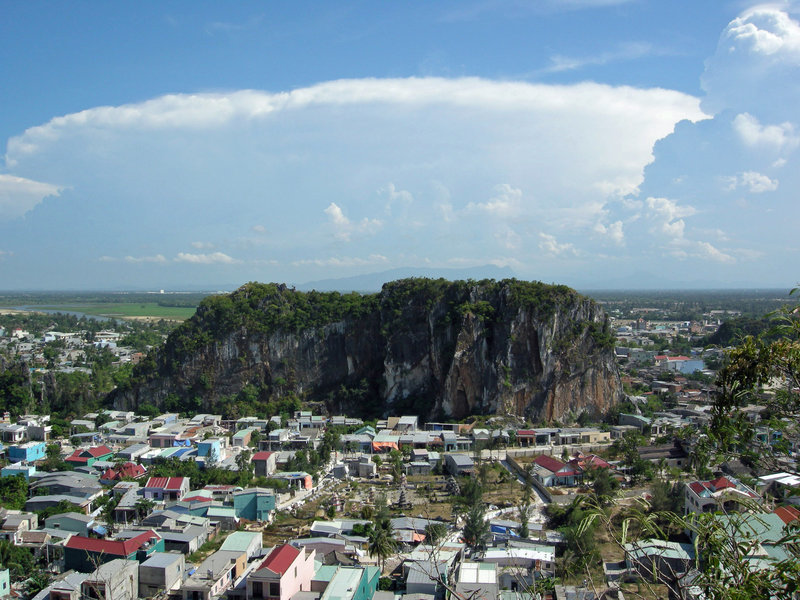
[505,455,552,503]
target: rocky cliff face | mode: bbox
[112,279,622,421]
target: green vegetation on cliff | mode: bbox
[157,279,583,367]
[163,283,380,362]
[117,278,617,420]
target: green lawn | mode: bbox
[37,302,197,320]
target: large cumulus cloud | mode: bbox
[0,77,703,288]
[597,5,800,287]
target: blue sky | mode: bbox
[1,1,798,290]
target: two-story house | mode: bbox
[685,476,761,515]
[247,544,316,600]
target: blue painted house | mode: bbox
[233,488,276,522]
[7,441,46,463]
[197,438,223,462]
[1,463,36,480]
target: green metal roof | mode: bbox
[322,568,364,600]
[313,565,339,583]
[220,531,261,553]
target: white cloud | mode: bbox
[324,202,349,227]
[645,197,696,222]
[739,171,778,194]
[544,42,656,74]
[1,76,707,287]
[5,78,704,166]
[641,196,699,242]
[324,202,382,242]
[666,239,736,264]
[465,184,522,218]
[191,241,215,250]
[600,6,800,285]
[732,112,800,151]
[594,220,624,245]
[538,232,576,256]
[0,250,12,260]
[0,174,62,220]
[291,254,388,268]
[702,7,800,115]
[324,202,351,241]
[381,183,414,216]
[724,7,800,57]
[432,182,455,223]
[696,241,736,264]
[358,217,383,235]
[446,255,523,269]
[174,252,240,264]
[723,170,779,193]
[494,227,522,250]
[124,254,167,264]
[662,219,685,238]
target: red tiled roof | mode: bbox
[585,455,610,468]
[570,455,610,470]
[87,445,113,457]
[252,451,274,461]
[709,476,735,491]
[182,495,213,503]
[557,470,581,478]
[688,482,706,495]
[120,462,146,477]
[533,454,565,473]
[102,462,146,481]
[144,476,187,490]
[259,543,300,575]
[774,506,800,525]
[65,530,159,556]
[67,445,114,462]
[66,452,90,464]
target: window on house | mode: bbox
[269,582,280,597]
[253,582,262,597]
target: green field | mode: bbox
[36,302,197,320]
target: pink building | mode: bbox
[247,544,315,600]
[142,476,190,501]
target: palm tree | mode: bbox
[134,498,155,522]
[368,518,397,573]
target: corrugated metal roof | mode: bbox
[145,476,188,490]
[65,529,159,555]
[260,543,300,575]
